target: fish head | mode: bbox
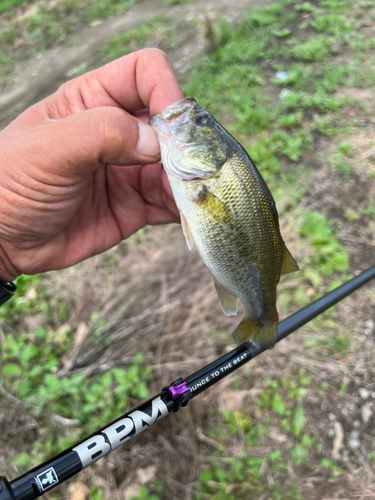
[149,97,229,182]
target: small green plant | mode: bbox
[320,458,344,476]
[3,328,150,465]
[0,0,29,15]
[291,444,308,466]
[272,64,313,90]
[277,112,303,128]
[294,2,314,12]
[27,7,79,46]
[328,152,354,178]
[85,0,135,23]
[0,53,12,78]
[313,14,353,37]
[292,36,332,62]
[321,65,348,93]
[270,129,312,161]
[132,485,160,500]
[361,197,375,219]
[298,211,349,275]
[313,114,339,135]
[0,274,42,323]
[309,89,347,112]
[268,450,287,474]
[100,15,172,62]
[163,0,196,5]
[246,3,284,27]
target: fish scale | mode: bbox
[149,97,298,348]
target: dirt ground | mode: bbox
[1,0,375,499]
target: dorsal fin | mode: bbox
[280,242,299,276]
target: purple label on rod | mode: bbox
[169,382,189,400]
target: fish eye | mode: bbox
[194,114,210,126]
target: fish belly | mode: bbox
[171,171,280,322]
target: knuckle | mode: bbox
[98,107,131,161]
[138,47,172,65]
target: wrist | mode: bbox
[0,243,20,282]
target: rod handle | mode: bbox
[0,477,16,500]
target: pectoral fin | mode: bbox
[214,279,238,316]
[280,242,299,276]
[180,211,195,250]
[195,186,232,225]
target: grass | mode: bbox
[292,36,333,62]
[99,14,174,63]
[0,0,29,15]
[0,0,145,68]
[163,0,196,4]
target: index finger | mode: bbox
[82,49,184,115]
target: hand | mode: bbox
[0,49,184,282]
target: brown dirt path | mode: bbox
[0,0,271,129]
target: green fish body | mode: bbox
[149,97,298,348]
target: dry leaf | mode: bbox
[68,482,89,500]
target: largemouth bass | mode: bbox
[149,97,298,348]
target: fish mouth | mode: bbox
[161,97,197,121]
[149,97,197,129]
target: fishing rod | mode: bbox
[1,265,375,500]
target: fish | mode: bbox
[149,97,298,348]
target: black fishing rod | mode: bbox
[1,265,375,500]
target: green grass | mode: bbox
[0,0,29,15]
[163,0,196,5]
[292,36,333,62]
[99,14,173,63]
[27,7,79,47]
[0,0,145,64]
[85,0,137,23]
[0,53,12,78]
[194,372,317,499]
[313,13,354,37]
[2,327,150,465]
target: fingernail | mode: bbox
[136,121,160,158]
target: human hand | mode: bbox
[0,49,184,282]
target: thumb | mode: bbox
[40,106,161,178]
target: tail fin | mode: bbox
[232,312,278,349]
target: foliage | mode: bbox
[163,0,196,5]
[27,7,79,46]
[0,53,12,77]
[0,0,144,63]
[0,0,29,15]
[100,15,173,62]
[85,0,136,23]
[292,36,333,62]
[299,211,348,276]
[2,328,149,464]
[313,14,354,37]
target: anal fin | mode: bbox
[180,211,195,251]
[214,279,238,316]
[280,242,299,276]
